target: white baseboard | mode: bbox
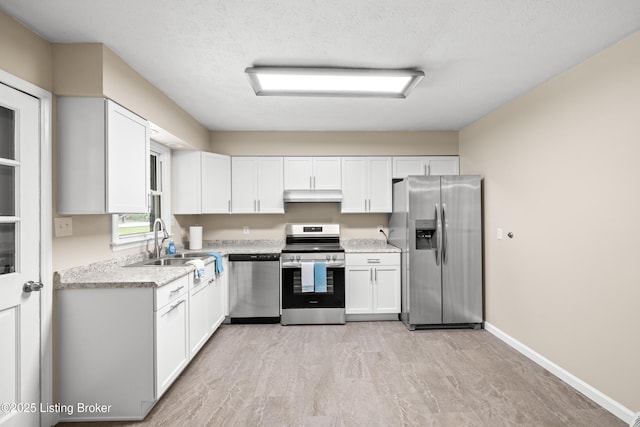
[484,322,636,425]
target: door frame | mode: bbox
[0,70,53,427]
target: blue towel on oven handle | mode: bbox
[314,262,327,293]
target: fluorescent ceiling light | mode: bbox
[245,67,424,98]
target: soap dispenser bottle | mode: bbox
[167,240,176,255]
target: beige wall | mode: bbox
[210,131,458,156]
[459,31,640,412]
[0,12,52,90]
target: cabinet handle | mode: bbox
[162,299,184,316]
[370,268,373,284]
[367,259,381,264]
[310,176,313,189]
[423,164,427,175]
[169,285,185,294]
[374,268,377,283]
[313,176,316,189]
[228,200,231,213]
[257,199,261,212]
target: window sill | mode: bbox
[111,234,154,252]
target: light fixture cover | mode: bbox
[245,67,424,98]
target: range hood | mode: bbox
[283,189,343,203]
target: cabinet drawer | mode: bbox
[346,252,400,266]
[155,275,189,310]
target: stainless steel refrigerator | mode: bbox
[389,175,483,330]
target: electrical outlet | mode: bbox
[243,226,250,235]
[497,228,503,240]
[54,217,73,237]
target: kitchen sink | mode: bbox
[170,252,212,259]
[126,252,212,267]
[126,258,192,267]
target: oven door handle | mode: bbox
[282,262,345,268]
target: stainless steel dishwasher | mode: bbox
[228,253,280,323]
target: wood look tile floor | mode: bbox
[57,322,624,427]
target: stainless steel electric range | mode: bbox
[280,224,345,325]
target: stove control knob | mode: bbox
[295,255,301,262]
[326,255,331,261]
[332,255,337,261]
[289,256,294,261]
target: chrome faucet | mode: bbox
[153,218,169,258]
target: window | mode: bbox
[111,141,171,250]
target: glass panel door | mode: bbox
[0,105,16,276]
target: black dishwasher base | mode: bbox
[229,316,280,324]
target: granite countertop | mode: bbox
[201,240,284,255]
[54,239,400,291]
[54,240,285,291]
[341,239,401,253]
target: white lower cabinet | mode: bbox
[57,262,226,422]
[345,253,401,315]
[189,262,225,358]
[156,280,189,398]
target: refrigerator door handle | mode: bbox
[435,203,442,266]
[442,203,448,265]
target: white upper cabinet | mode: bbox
[172,151,231,214]
[392,156,459,178]
[58,97,149,214]
[231,157,284,214]
[341,157,392,213]
[284,157,341,190]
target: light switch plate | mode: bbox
[496,228,503,240]
[55,217,73,237]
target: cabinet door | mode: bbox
[373,267,401,313]
[345,267,373,314]
[341,157,367,213]
[106,100,149,213]
[368,157,392,213]
[312,157,341,190]
[221,258,229,317]
[427,157,459,176]
[155,294,189,398]
[392,157,426,179]
[189,283,209,358]
[231,157,257,213]
[202,153,231,213]
[208,276,224,333]
[256,157,284,213]
[172,151,201,214]
[284,157,313,190]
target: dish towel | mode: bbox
[314,262,327,293]
[187,259,206,279]
[209,252,224,274]
[301,262,315,293]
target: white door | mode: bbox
[256,157,284,213]
[367,157,392,213]
[341,157,367,213]
[345,267,373,314]
[231,157,257,213]
[0,84,41,427]
[312,157,341,190]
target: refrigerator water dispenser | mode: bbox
[415,219,436,250]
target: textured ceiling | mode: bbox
[2,1,640,131]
